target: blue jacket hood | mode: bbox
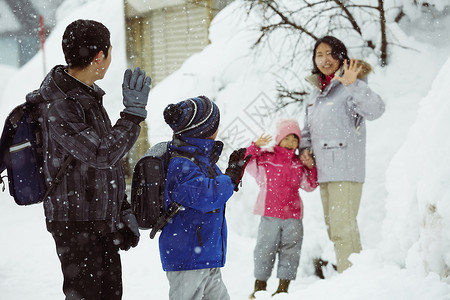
[170,135,223,166]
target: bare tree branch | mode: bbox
[333,0,362,35]
[264,1,320,40]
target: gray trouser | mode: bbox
[254,216,303,281]
[166,268,230,300]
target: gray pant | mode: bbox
[254,216,303,281]
[166,268,230,300]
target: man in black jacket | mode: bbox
[25,19,151,299]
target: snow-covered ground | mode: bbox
[1,0,450,299]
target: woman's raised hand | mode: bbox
[255,134,272,147]
[334,58,362,86]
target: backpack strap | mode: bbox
[41,97,84,201]
[149,151,215,239]
[149,201,182,239]
[148,151,200,239]
[41,155,74,202]
[9,104,26,129]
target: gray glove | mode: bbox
[122,67,151,118]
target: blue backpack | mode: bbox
[0,102,72,205]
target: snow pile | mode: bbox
[382,55,450,279]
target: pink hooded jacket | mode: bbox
[246,120,318,219]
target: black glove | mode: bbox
[122,67,151,118]
[225,148,252,191]
[116,209,140,251]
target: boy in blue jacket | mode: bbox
[160,96,250,300]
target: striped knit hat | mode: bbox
[163,96,220,138]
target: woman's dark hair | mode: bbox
[62,19,111,69]
[312,36,349,75]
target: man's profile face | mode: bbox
[96,45,112,80]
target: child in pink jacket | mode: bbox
[246,119,318,298]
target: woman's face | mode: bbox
[314,42,340,76]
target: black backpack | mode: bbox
[131,141,197,239]
[0,102,72,205]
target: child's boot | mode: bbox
[271,279,290,296]
[249,280,267,299]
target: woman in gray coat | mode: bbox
[300,36,385,273]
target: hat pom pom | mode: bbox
[164,104,183,125]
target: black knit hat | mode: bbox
[62,19,111,69]
[164,96,220,138]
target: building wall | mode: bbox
[126,0,213,85]
[150,4,210,84]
